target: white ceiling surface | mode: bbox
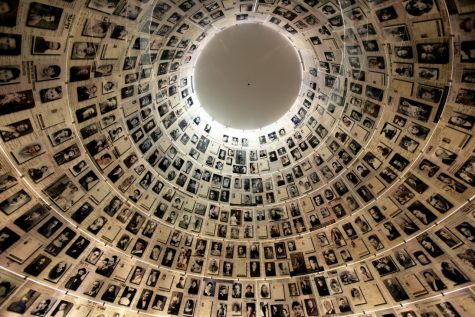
[194,24,302,130]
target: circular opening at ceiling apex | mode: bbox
[193,23,302,130]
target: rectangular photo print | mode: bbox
[31,36,64,55]
[11,142,45,165]
[0,65,21,85]
[0,189,32,215]
[43,174,84,211]
[0,90,36,116]
[0,268,24,306]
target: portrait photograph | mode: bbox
[393,62,414,77]
[50,300,73,317]
[43,174,84,211]
[0,189,31,215]
[0,226,20,254]
[78,170,99,191]
[69,65,91,83]
[426,193,453,214]
[383,24,411,42]
[150,294,167,311]
[37,216,63,238]
[376,6,397,22]
[75,104,98,124]
[100,283,120,303]
[39,86,63,104]
[31,36,63,55]
[417,42,449,64]
[0,119,34,144]
[82,19,111,38]
[71,42,99,59]
[115,3,141,20]
[24,254,52,277]
[397,97,432,122]
[436,302,462,317]
[53,143,81,166]
[364,40,379,52]
[0,90,36,116]
[0,0,19,27]
[87,0,121,14]
[460,41,475,63]
[383,277,410,302]
[0,173,18,193]
[0,65,21,85]
[0,32,21,55]
[455,156,475,186]
[26,2,63,30]
[6,289,40,314]
[30,295,57,316]
[448,111,475,130]
[416,84,443,103]
[408,200,437,225]
[455,222,475,243]
[45,260,70,283]
[13,203,50,232]
[45,227,76,256]
[0,271,21,306]
[33,63,61,83]
[356,23,376,36]
[372,256,399,276]
[418,67,439,81]
[435,227,463,249]
[69,160,88,177]
[417,234,445,258]
[434,147,458,165]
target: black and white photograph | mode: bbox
[0,90,36,116]
[53,144,82,165]
[455,222,475,243]
[0,0,19,27]
[0,271,21,305]
[43,175,84,211]
[34,63,62,82]
[6,289,40,314]
[0,227,19,254]
[397,97,432,122]
[82,19,111,38]
[0,65,21,85]
[26,2,63,30]
[31,36,63,55]
[13,204,50,232]
[376,6,398,22]
[416,43,449,64]
[435,227,463,249]
[87,0,121,14]
[0,32,21,55]
[71,42,99,59]
[0,189,31,215]
[44,227,76,256]
[24,254,52,277]
[383,24,411,42]
[383,277,410,302]
[50,300,73,316]
[45,260,70,283]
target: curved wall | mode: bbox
[0,0,473,316]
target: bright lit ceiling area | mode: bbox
[194,24,302,130]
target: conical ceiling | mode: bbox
[0,0,473,316]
